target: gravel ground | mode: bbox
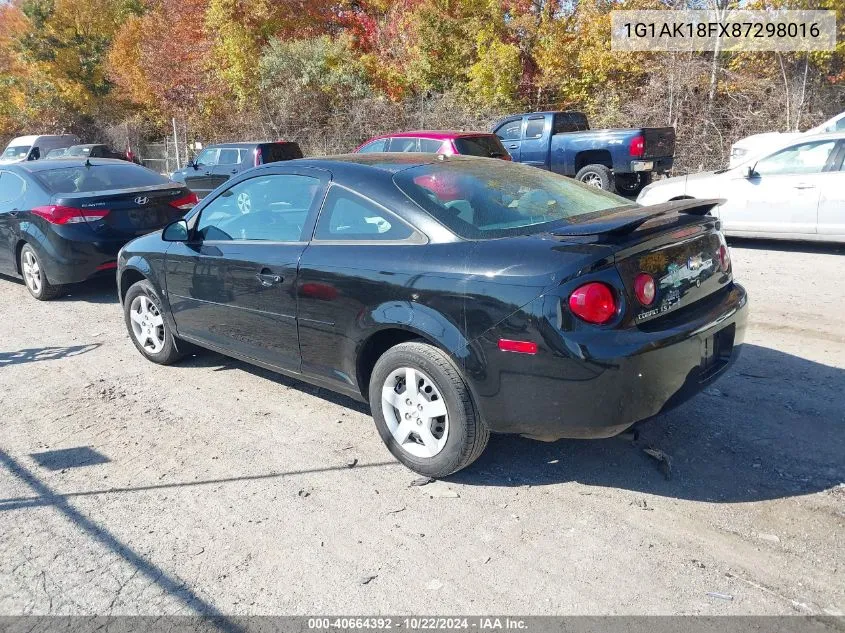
[0,240,843,617]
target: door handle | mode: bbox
[794,183,816,189]
[255,271,283,287]
[508,144,519,149]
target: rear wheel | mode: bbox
[20,244,65,301]
[123,279,185,365]
[615,172,652,196]
[369,341,489,477]
[575,164,615,193]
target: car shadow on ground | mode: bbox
[0,273,118,304]
[182,343,843,503]
[451,343,844,502]
[0,343,100,367]
[727,237,845,255]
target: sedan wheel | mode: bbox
[19,244,65,301]
[369,341,489,477]
[381,366,449,458]
[129,295,166,354]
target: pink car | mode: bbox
[354,131,511,160]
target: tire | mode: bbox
[575,164,615,193]
[123,279,185,365]
[19,243,65,301]
[369,341,489,477]
[615,172,652,197]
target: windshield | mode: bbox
[1,146,31,161]
[394,158,634,239]
[35,164,170,194]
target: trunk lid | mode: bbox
[555,199,730,324]
[54,184,192,237]
[642,127,676,158]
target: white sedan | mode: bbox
[729,111,845,167]
[638,132,845,243]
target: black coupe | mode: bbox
[117,154,748,476]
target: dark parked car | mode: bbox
[492,111,676,195]
[171,141,303,199]
[0,159,197,300]
[117,154,747,477]
[355,131,511,160]
[60,144,128,161]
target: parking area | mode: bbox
[0,241,843,616]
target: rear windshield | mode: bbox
[261,143,303,163]
[35,163,170,194]
[394,159,633,239]
[2,146,31,160]
[66,146,95,157]
[453,136,508,159]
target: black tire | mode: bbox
[19,243,65,301]
[575,164,615,193]
[123,279,185,365]
[369,341,489,477]
[615,172,652,196]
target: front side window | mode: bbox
[0,171,25,203]
[196,174,320,242]
[754,140,837,176]
[419,138,444,152]
[314,186,414,241]
[495,120,522,141]
[194,148,218,166]
[387,137,419,153]
[524,118,545,139]
[358,139,387,153]
[395,159,632,239]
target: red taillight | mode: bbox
[31,205,109,225]
[718,244,731,272]
[498,339,538,355]
[629,135,645,158]
[170,192,198,210]
[633,272,656,306]
[95,261,117,271]
[254,148,262,167]
[568,282,617,324]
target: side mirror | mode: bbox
[190,160,199,170]
[162,219,189,242]
[745,165,757,179]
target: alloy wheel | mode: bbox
[580,172,604,188]
[381,367,449,458]
[129,295,166,354]
[21,251,42,294]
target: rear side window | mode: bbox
[494,120,522,141]
[35,164,170,194]
[260,143,303,163]
[387,137,419,153]
[314,186,414,241]
[453,136,508,158]
[0,171,26,203]
[553,112,590,134]
[524,118,545,139]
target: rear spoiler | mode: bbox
[553,198,723,237]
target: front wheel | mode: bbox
[123,279,185,365]
[369,341,489,478]
[20,244,65,301]
[575,164,615,193]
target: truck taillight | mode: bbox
[629,135,645,158]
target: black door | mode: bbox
[0,170,27,273]
[165,169,329,371]
[183,148,219,199]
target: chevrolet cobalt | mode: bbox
[117,155,747,476]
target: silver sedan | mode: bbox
[638,132,845,243]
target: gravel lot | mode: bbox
[0,240,843,617]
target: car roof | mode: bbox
[13,158,135,173]
[286,153,444,173]
[205,141,297,149]
[369,131,495,141]
[69,144,106,149]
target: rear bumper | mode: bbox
[469,283,748,440]
[620,157,673,174]
[25,225,129,285]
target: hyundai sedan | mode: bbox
[117,154,747,477]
